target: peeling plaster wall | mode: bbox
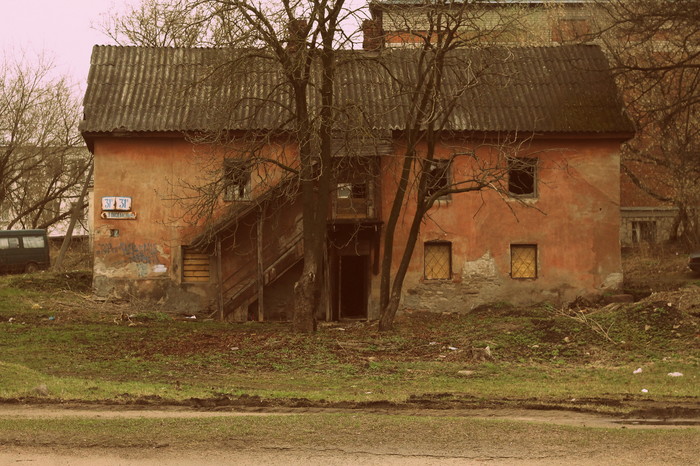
[378,137,624,314]
[91,136,216,311]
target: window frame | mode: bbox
[0,237,20,250]
[507,157,538,198]
[22,236,46,249]
[424,159,451,201]
[223,158,251,202]
[510,244,538,280]
[632,220,657,244]
[423,241,452,280]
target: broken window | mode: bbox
[508,158,537,197]
[511,244,537,279]
[425,159,450,200]
[632,221,657,244]
[424,241,452,280]
[223,158,251,201]
[335,181,369,218]
[337,182,367,200]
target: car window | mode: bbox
[22,236,45,248]
[0,237,20,249]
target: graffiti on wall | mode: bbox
[96,242,159,264]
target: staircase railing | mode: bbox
[220,225,304,317]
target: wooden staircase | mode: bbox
[220,227,303,320]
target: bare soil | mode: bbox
[1,404,698,465]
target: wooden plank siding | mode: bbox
[183,250,210,283]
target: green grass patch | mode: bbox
[0,273,698,407]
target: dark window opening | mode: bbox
[337,182,367,199]
[425,159,450,200]
[424,241,452,280]
[508,158,537,197]
[224,158,251,201]
[632,221,657,244]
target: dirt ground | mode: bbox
[0,405,698,465]
[1,251,698,465]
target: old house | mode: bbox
[367,0,687,247]
[80,43,632,320]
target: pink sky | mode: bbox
[1,0,368,95]
[1,0,120,92]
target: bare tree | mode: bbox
[372,1,537,330]
[0,54,91,233]
[595,0,700,246]
[100,0,213,47]
[102,1,615,331]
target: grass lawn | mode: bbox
[0,271,697,412]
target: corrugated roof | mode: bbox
[80,44,632,135]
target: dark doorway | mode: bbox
[339,255,368,319]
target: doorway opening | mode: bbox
[338,255,368,319]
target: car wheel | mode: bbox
[25,262,39,273]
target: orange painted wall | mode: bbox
[91,136,205,302]
[375,136,623,311]
[91,132,624,314]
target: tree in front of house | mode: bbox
[0,54,91,233]
[596,0,700,246]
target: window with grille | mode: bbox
[424,242,451,280]
[511,244,537,279]
[508,158,537,197]
[224,158,251,201]
[182,248,210,283]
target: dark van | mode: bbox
[0,230,51,273]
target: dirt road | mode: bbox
[1,405,698,465]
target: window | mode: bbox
[632,221,657,244]
[424,242,451,280]
[511,244,537,279]
[224,158,251,201]
[508,158,537,197]
[425,159,450,200]
[22,236,45,249]
[337,182,367,200]
[0,237,20,250]
[182,248,210,283]
[335,181,370,218]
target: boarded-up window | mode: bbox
[182,249,210,282]
[424,242,451,280]
[511,244,537,279]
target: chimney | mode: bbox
[362,19,384,51]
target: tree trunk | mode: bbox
[54,163,93,271]
[293,268,317,333]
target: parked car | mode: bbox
[689,252,700,273]
[0,230,50,273]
